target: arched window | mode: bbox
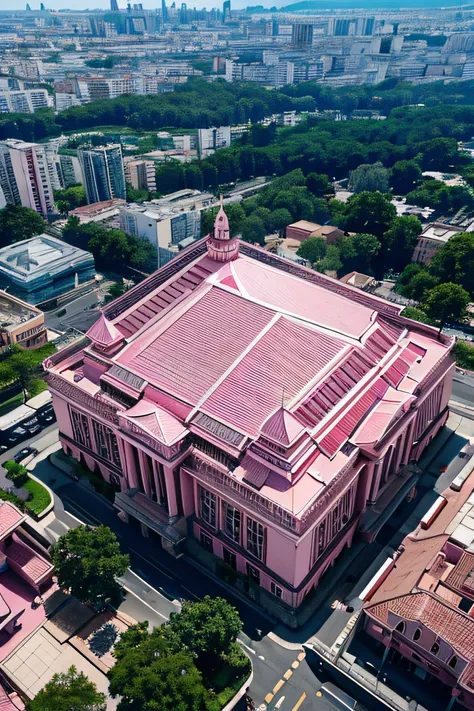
[431,643,440,655]
[395,621,405,633]
[449,656,458,669]
[413,628,422,642]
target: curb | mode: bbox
[222,653,253,711]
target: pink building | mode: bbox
[362,461,474,710]
[44,207,454,626]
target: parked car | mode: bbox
[26,424,42,436]
[13,446,38,463]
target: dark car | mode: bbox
[13,446,39,463]
[26,424,42,436]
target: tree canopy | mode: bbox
[0,204,45,248]
[348,162,390,194]
[421,282,470,332]
[26,666,106,711]
[52,525,129,608]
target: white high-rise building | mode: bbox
[0,89,50,114]
[198,126,231,158]
[78,144,126,204]
[0,139,55,216]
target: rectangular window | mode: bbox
[223,502,241,543]
[200,530,213,552]
[223,547,236,570]
[271,582,282,599]
[92,419,121,468]
[199,486,216,528]
[246,517,265,560]
[70,408,91,449]
[246,563,260,586]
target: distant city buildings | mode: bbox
[198,126,231,158]
[78,144,126,205]
[124,159,157,193]
[0,88,50,114]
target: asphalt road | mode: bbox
[452,373,474,407]
[44,287,109,333]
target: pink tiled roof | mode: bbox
[0,503,24,540]
[200,315,344,436]
[318,378,388,457]
[231,257,376,339]
[121,287,275,404]
[366,591,474,660]
[121,400,187,444]
[6,539,53,585]
[87,314,122,347]
[261,407,305,446]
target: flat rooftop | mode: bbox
[0,235,93,285]
[0,291,41,329]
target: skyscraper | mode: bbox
[111,0,119,11]
[223,0,231,22]
[78,144,126,205]
[161,0,167,22]
[0,139,55,216]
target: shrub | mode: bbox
[4,461,28,487]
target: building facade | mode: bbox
[78,144,126,205]
[0,139,55,216]
[45,207,454,626]
[124,159,157,192]
[0,291,47,350]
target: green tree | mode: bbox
[339,233,381,275]
[0,343,56,398]
[402,306,433,325]
[396,263,424,295]
[422,282,470,335]
[52,525,129,608]
[26,666,106,711]
[0,204,45,247]
[167,596,242,669]
[382,215,422,274]
[108,623,205,711]
[297,237,326,265]
[343,191,397,238]
[390,160,423,195]
[429,232,474,295]
[404,271,439,301]
[53,185,86,211]
[240,215,266,246]
[268,208,292,235]
[56,200,70,217]
[126,183,150,203]
[306,172,334,198]
[348,162,390,194]
[316,245,343,274]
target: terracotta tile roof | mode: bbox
[0,503,24,539]
[366,591,474,660]
[445,552,474,598]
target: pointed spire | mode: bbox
[206,201,239,262]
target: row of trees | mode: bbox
[29,525,249,711]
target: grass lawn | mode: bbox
[0,392,24,416]
[0,477,51,518]
[27,378,48,398]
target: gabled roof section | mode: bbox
[120,400,187,445]
[261,407,305,446]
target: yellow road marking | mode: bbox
[291,692,307,711]
[265,693,274,704]
[273,679,285,694]
[284,669,293,680]
[291,660,300,670]
[316,690,322,697]
[297,651,306,662]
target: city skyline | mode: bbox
[2,0,246,10]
